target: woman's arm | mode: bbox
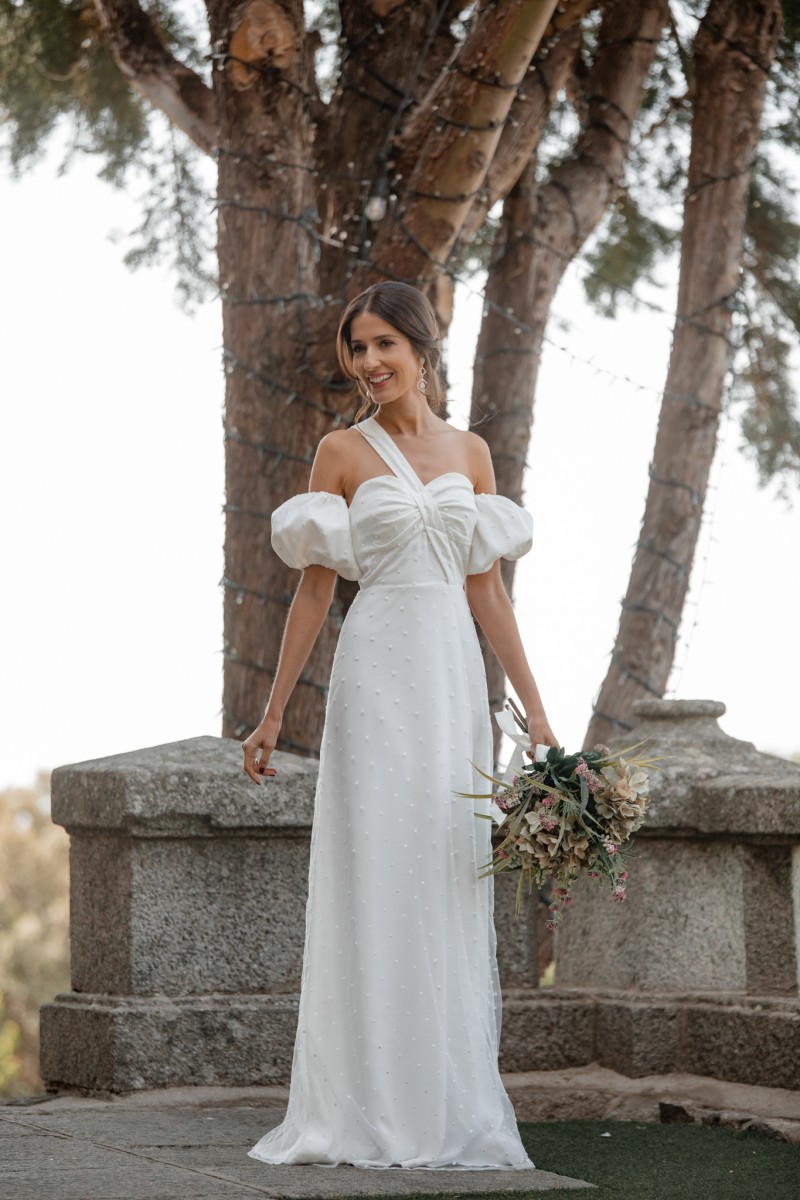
[242,433,347,784]
[464,434,559,751]
[466,565,558,749]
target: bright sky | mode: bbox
[1,144,798,790]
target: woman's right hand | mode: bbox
[242,713,282,784]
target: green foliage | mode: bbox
[734,307,800,499]
[726,158,800,499]
[0,774,70,1098]
[576,2,800,493]
[581,194,676,317]
[459,208,502,277]
[108,122,217,310]
[0,0,149,178]
[746,161,800,335]
[0,0,214,307]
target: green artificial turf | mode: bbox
[300,1119,800,1200]
[517,1119,800,1199]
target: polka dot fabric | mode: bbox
[248,417,535,1172]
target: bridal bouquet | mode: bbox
[463,701,659,925]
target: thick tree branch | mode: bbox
[367,0,561,282]
[93,0,219,153]
[475,0,601,219]
[316,0,459,301]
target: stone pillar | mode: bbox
[40,738,316,1093]
[40,735,540,1094]
[499,700,800,1089]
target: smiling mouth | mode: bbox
[368,373,393,388]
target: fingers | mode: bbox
[242,738,278,785]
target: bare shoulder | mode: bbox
[460,428,492,460]
[459,428,496,493]
[315,427,368,458]
[309,427,364,493]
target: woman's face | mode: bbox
[349,311,421,405]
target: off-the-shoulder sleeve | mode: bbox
[467,493,533,576]
[271,492,362,581]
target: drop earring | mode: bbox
[418,358,428,393]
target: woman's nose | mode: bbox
[364,346,381,370]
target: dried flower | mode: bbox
[468,731,656,922]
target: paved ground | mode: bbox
[2,1065,798,1200]
[0,1087,590,1199]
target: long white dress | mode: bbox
[248,415,535,1171]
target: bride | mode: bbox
[242,280,557,1171]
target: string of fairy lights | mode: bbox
[208,9,741,747]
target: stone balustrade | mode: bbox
[500,699,800,1090]
[40,699,800,1095]
[39,737,536,1094]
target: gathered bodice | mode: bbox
[270,416,533,587]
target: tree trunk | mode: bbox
[212,0,339,752]
[585,0,783,749]
[214,0,562,751]
[469,0,670,758]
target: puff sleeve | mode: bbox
[467,493,533,576]
[271,492,362,581]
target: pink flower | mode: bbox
[553,887,568,897]
[620,870,629,881]
[565,896,574,905]
[612,884,627,902]
[588,871,600,879]
[496,850,509,860]
[544,920,558,931]
[607,843,617,856]
[541,796,554,807]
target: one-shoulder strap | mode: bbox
[354,416,425,492]
[354,416,462,585]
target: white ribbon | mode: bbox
[489,707,552,828]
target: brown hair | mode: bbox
[336,281,445,421]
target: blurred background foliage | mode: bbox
[0,774,69,1098]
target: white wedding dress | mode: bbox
[248,415,535,1171]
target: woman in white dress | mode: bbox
[242,281,558,1171]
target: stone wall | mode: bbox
[39,736,537,1093]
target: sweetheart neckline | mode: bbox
[348,471,474,510]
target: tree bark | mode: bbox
[364,0,561,285]
[211,0,337,752]
[585,0,783,749]
[458,0,599,243]
[469,0,670,756]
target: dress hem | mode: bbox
[247,1150,537,1172]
